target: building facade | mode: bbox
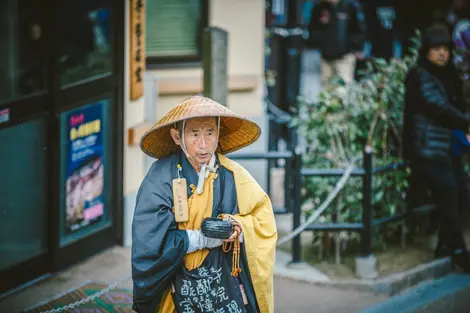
[0,0,266,297]
[123,0,266,245]
[0,0,125,296]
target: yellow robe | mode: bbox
[157,154,277,313]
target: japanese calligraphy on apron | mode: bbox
[171,248,247,313]
[160,165,247,313]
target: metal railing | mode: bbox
[230,150,293,215]
[295,146,436,263]
[230,126,436,264]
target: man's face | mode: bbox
[171,117,218,166]
[427,45,450,67]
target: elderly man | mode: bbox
[132,96,277,313]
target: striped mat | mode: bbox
[24,282,133,313]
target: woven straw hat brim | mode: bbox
[140,96,261,159]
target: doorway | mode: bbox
[0,0,124,295]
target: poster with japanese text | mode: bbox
[65,101,105,233]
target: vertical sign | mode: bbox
[130,0,146,100]
[65,101,106,233]
[203,27,228,106]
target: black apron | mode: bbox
[171,248,248,313]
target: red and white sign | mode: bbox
[0,108,9,124]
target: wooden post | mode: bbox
[203,27,228,106]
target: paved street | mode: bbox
[274,277,386,313]
[0,246,386,313]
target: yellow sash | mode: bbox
[157,170,217,313]
[218,155,277,313]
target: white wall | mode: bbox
[122,0,267,246]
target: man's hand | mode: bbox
[224,220,243,243]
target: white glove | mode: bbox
[186,230,224,254]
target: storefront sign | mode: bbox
[65,102,105,233]
[130,0,146,100]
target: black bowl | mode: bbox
[201,217,233,239]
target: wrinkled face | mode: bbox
[170,117,218,168]
[427,45,450,66]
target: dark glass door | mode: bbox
[0,0,124,295]
[0,0,51,295]
[51,0,124,270]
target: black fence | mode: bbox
[229,128,436,264]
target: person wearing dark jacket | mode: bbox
[307,0,367,86]
[362,0,398,60]
[402,25,470,273]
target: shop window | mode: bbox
[146,0,206,64]
[58,2,112,87]
[0,118,47,271]
[59,98,112,246]
[0,0,47,104]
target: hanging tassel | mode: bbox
[232,238,242,276]
[220,214,242,276]
[222,236,242,277]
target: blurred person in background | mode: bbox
[447,0,469,32]
[307,0,367,86]
[402,25,470,273]
[361,0,399,61]
[453,14,470,110]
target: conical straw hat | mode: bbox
[140,96,261,159]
